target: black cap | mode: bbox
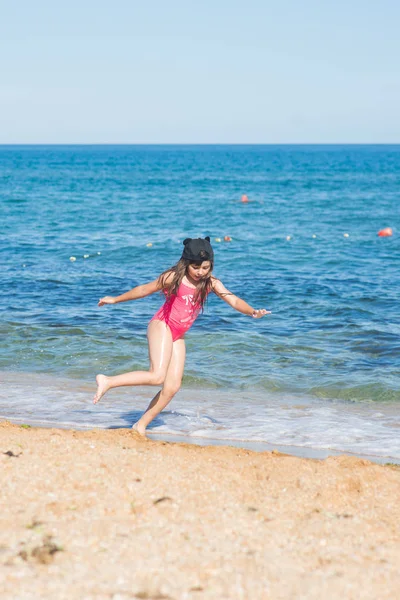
[181,237,214,262]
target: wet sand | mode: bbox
[1,421,399,599]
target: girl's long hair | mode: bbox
[158,258,213,310]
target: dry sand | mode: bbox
[0,421,399,600]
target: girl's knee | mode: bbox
[162,383,181,398]
[150,371,166,386]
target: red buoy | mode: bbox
[377,228,393,237]
[241,194,249,203]
[224,236,232,242]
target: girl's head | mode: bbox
[181,237,214,263]
[187,259,212,282]
[181,237,214,285]
[158,237,214,309]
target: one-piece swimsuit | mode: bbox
[150,281,206,341]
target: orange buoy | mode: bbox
[378,227,393,237]
[241,194,249,203]
[224,236,232,242]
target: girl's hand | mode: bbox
[252,309,271,319]
[98,296,116,307]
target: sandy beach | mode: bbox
[1,421,399,600]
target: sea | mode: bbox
[1,145,399,462]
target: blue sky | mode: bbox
[1,0,399,143]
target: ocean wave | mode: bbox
[309,383,400,403]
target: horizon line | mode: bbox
[0,142,400,147]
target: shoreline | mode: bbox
[1,371,400,463]
[1,415,399,466]
[1,420,399,599]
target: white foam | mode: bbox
[0,371,399,461]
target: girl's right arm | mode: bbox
[98,272,174,306]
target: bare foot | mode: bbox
[93,374,110,404]
[132,422,146,438]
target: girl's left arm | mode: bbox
[211,278,271,319]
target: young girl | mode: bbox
[94,237,270,436]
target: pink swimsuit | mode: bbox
[150,281,204,341]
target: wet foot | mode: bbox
[93,374,109,404]
[132,422,147,438]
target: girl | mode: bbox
[94,237,270,436]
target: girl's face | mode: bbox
[187,261,212,282]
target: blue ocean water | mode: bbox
[1,145,399,459]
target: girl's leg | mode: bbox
[133,337,186,435]
[93,320,173,403]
